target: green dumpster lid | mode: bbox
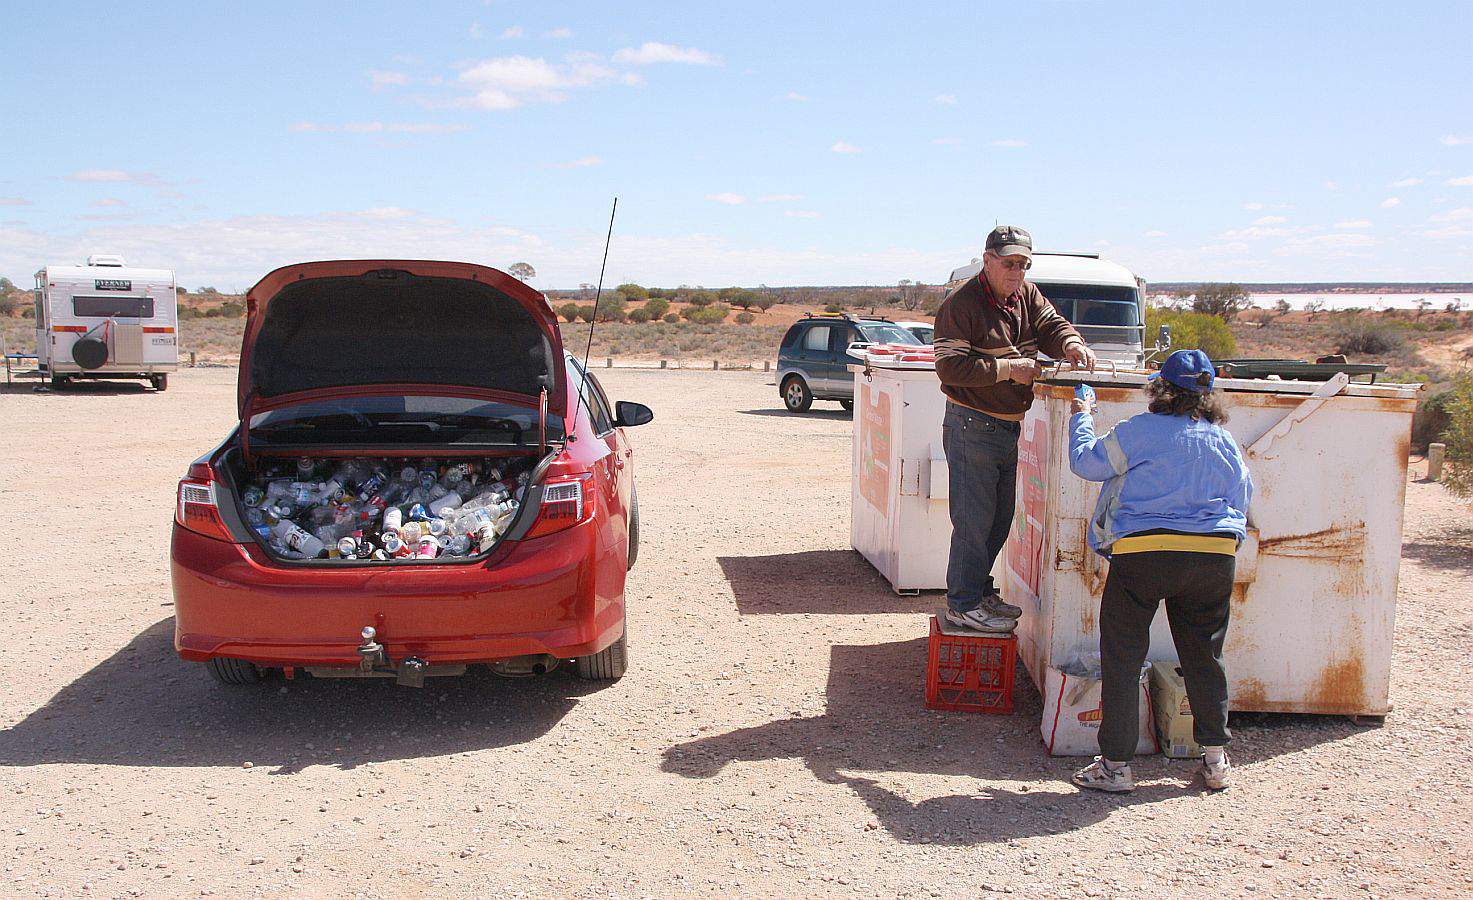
[1213,358,1387,382]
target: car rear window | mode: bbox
[248,396,564,447]
[858,324,923,345]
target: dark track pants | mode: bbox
[1098,550,1234,761]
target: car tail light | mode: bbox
[524,472,595,539]
[176,462,234,541]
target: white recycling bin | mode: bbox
[849,353,1421,717]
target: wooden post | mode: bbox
[190,351,196,368]
[1428,443,1446,481]
[764,360,771,372]
[712,360,719,370]
[606,357,612,368]
[660,359,667,369]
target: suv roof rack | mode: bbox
[801,312,895,323]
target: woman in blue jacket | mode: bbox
[1067,349,1253,793]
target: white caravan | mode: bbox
[33,255,178,390]
[947,252,1147,367]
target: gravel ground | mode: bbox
[0,367,1469,899]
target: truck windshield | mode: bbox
[1036,284,1140,327]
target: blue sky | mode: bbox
[2,1,1470,291]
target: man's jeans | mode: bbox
[942,402,1020,613]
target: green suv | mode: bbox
[776,314,925,412]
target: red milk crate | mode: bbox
[925,614,1017,714]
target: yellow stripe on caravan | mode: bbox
[1110,534,1238,556]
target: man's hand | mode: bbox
[1064,342,1096,372]
[1007,358,1041,385]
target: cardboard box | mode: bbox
[1149,662,1202,759]
[1039,663,1160,757]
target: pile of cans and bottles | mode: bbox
[239,457,530,561]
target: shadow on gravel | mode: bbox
[0,381,154,396]
[735,408,852,419]
[719,549,937,616]
[663,637,1354,845]
[0,618,597,774]
[1401,526,1473,574]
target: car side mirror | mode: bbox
[614,400,654,427]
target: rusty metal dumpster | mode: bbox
[1007,369,1421,717]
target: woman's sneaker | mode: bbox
[944,607,1016,634]
[1202,749,1231,790]
[1072,757,1134,793]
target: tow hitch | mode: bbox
[358,626,387,673]
[327,627,456,687]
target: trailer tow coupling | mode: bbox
[356,626,430,688]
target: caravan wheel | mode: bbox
[151,374,169,391]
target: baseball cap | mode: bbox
[985,225,1033,259]
[1152,349,1216,393]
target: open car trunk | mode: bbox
[218,448,554,564]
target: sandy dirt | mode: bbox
[1,367,1470,899]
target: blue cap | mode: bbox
[1152,349,1215,393]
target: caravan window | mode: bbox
[1036,284,1139,327]
[72,296,155,318]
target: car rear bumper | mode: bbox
[170,522,624,667]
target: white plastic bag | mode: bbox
[1040,662,1160,757]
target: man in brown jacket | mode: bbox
[934,225,1094,632]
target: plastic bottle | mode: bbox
[415,537,440,559]
[445,534,472,556]
[382,506,404,533]
[270,520,325,558]
[381,533,405,556]
[428,491,463,518]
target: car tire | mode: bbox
[782,376,813,412]
[626,490,640,571]
[576,621,628,681]
[839,399,853,412]
[151,374,168,391]
[205,657,262,685]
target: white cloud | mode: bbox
[469,23,483,39]
[544,28,573,39]
[1324,180,1340,190]
[1242,201,1289,211]
[1221,225,1295,239]
[785,211,821,219]
[1442,135,1470,146]
[64,169,166,186]
[706,193,746,205]
[550,156,603,169]
[1334,219,1373,229]
[370,70,409,88]
[931,137,962,146]
[1449,175,1473,186]
[0,196,29,206]
[831,141,861,154]
[91,198,126,208]
[499,26,525,39]
[757,194,802,203]
[613,42,719,65]
[290,122,467,134]
[1143,230,1167,238]
[1389,177,1423,188]
[1275,233,1376,255]
[1430,207,1473,223]
[931,94,957,105]
[1252,215,1288,225]
[1381,197,1402,208]
[779,91,810,102]
[987,139,1026,148]
[457,55,622,110]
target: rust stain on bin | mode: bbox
[1258,523,1367,557]
[1309,656,1368,713]
[1234,677,1267,711]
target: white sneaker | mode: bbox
[1073,757,1135,793]
[1202,749,1231,790]
[944,607,1016,634]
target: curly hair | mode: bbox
[1146,375,1228,424]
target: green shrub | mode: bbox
[663,312,680,324]
[1441,373,1473,498]
[557,302,580,323]
[1332,315,1405,356]
[577,305,597,324]
[627,307,651,324]
[1412,388,1456,450]
[735,312,755,325]
[1144,308,1237,361]
[643,296,670,319]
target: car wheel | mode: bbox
[151,374,169,391]
[782,376,813,412]
[626,490,640,571]
[205,657,262,685]
[576,621,628,681]
[839,399,853,412]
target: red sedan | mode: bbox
[170,260,650,687]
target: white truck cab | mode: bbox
[33,255,179,390]
[948,252,1147,367]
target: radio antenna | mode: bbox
[571,198,618,434]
